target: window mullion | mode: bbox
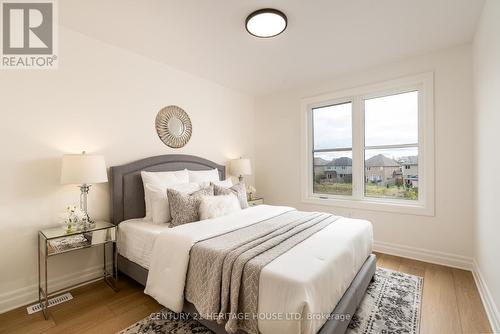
[364,143,418,150]
[351,96,364,200]
[313,147,353,153]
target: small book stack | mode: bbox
[48,235,90,254]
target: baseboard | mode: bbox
[472,260,500,333]
[373,240,473,270]
[0,264,104,314]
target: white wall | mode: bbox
[0,27,255,313]
[473,0,500,330]
[255,45,475,265]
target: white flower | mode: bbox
[61,205,86,226]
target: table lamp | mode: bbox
[60,151,108,224]
[230,158,252,183]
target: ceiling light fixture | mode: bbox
[245,8,287,38]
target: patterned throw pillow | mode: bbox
[213,183,249,209]
[167,185,214,227]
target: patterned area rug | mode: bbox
[118,268,422,334]
[347,268,422,334]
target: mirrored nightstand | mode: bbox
[248,197,264,207]
[38,221,118,319]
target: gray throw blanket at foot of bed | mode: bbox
[185,211,340,334]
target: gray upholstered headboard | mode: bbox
[110,154,225,224]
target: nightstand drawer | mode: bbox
[248,198,264,206]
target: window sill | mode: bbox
[302,195,435,216]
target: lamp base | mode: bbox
[79,184,95,227]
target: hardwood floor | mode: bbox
[0,277,162,334]
[0,253,492,334]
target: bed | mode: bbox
[111,154,375,334]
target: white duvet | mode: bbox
[145,205,373,334]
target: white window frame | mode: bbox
[300,72,435,216]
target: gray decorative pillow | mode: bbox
[167,185,214,227]
[213,183,249,209]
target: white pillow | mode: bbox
[188,169,220,184]
[199,194,241,220]
[197,179,233,189]
[141,169,189,220]
[146,184,169,224]
[212,178,233,188]
[146,182,202,224]
[169,182,201,194]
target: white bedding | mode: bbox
[144,205,373,334]
[117,218,171,269]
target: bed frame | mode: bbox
[110,154,376,334]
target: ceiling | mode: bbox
[60,0,485,96]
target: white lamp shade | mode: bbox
[60,153,108,185]
[230,158,252,176]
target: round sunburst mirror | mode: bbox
[155,105,192,148]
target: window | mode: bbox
[312,102,352,196]
[302,73,434,216]
[364,91,418,200]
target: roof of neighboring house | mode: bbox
[400,156,418,165]
[365,154,400,167]
[328,157,352,166]
[313,157,329,166]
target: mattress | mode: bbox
[117,218,171,269]
[259,215,372,334]
[144,205,373,334]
